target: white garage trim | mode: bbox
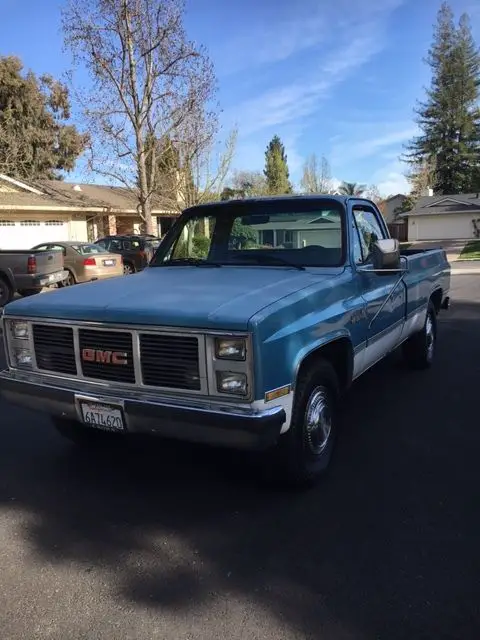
[408,213,475,241]
[0,216,71,250]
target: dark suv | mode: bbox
[95,235,161,275]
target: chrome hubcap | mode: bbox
[425,313,435,360]
[304,387,332,456]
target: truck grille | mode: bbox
[30,323,201,392]
[33,324,76,375]
[140,334,200,390]
[79,329,135,384]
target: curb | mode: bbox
[451,268,480,275]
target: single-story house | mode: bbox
[400,192,480,241]
[381,194,408,223]
[0,173,178,250]
[250,212,341,248]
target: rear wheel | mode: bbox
[123,262,134,275]
[272,359,340,488]
[0,277,13,306]
[59,270,76,287]
[402,300,437,370]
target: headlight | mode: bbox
[216,371,247,396]
[11,348,33,368]
[215,338,246,361]
[10,320,29,340]
[5,319,33,369]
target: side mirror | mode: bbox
[372,238,400,270]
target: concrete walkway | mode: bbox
[407,239,480,274]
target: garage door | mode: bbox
[0,219,69,250]
[415,214,473,240]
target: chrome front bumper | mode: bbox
[0,369,285,450]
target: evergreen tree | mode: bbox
[404,3,480,194]
[264,135,292,194]
[0,56,86,180]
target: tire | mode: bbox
[18,289,39,297]
[123,262,134,275]
[52,417,122,448]
[0,276,13,306]
[272,359,340,488]
[59,270,76,287]
[402,300,437,370]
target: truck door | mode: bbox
[351,203,406,376]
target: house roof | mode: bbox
[403,193,480,217]
[384,193,407,202]
[0,174,175,214]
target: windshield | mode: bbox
[152,199,345,268]
[72,244,109,255]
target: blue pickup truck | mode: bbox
[0,196,450,486]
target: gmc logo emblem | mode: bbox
[81,348,128,365]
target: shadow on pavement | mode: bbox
[0,301,479,639]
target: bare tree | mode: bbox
[230,169,267,197]
[63,0,220,234]
[364,184,382,203]
[175,126,237,209]
[300,154,333,194]
[406,157,437,196]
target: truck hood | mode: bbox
[4,266,341,331]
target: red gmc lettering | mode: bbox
[111,352,128,365]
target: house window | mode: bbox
[0,220,15,226]
[20,220,41,226]
[260,230,274,246]
[45,220,64,226]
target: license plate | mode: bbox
[79,400,125,431]
[103,259,115,266]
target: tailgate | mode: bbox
[32,250,65,275]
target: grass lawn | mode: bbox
[459,240,480,261]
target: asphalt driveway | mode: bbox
[0,275,479,639]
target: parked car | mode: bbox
[0,196,450,488]
[0,248,68,306]
[94,235,160,275]
[31,242,124,286]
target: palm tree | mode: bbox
[338,181,366,196]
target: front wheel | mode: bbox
[272,359,339,488]
[402,300,437,370]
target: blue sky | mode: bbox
[1,0,479,196]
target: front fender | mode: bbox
[292,329,352,382]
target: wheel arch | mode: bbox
[293,334,354,395]
[430,287,443,314]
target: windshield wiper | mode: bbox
[154,258,222,268]
[225,253,305,271]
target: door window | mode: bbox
[109,239,123,252]
[352,208,386,263]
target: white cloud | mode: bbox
[224,1,405,137]
[330,125,418,165]
[371,160,411,197]
[216,0,406,77]
[215,10,326,77]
